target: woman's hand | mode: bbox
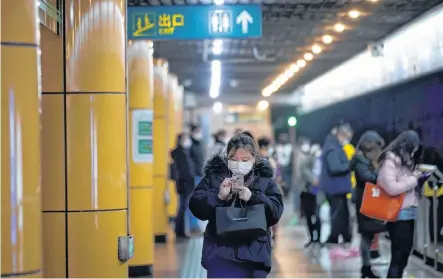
[218,178,232,200]
[413,170,422,178]
[238,186,252,202]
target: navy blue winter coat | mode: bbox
[319,134,352,195]
[189,154,284,272]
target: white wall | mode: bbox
[298,3,443,114]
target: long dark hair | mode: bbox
[378,130,420,170]
[356,130,385,159]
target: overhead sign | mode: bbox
[127,4,262,40]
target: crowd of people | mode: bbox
[169,122,442,278]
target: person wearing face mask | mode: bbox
[320,122,354,245]
[377,130,428,278]
[171,133,196,239]
[208,129,228,157]
[297,139,323,246]
[189,131,284,278]
[293,139,312,220]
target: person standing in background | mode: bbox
[350,131,386,278]
[321,123,354,245]
[208,130,227,157]
[274,134,294,211]
[258,137,279,240]
[189,124,205,233]
[171,133,196,239]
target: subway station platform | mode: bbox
[152,201,443,278]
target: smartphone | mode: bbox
[231,174,244,192]
[417,164,437,173]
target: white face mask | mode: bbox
[342,139,350,145]
[228,160,254,175]
[193,132,203,140]
[183,138,192,148]
[301,144,310,153]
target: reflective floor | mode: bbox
[153,201,442,278]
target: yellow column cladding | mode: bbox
[167,75,178,218]
[127,41,155,276]
[153,61,170,242]
[1,0,43,278]
[52,0,127,277]
[40,14,66,278]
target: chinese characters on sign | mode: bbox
[128,4,262,40]
[132,12,185,37]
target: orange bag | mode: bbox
[360,182,405,222]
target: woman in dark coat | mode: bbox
[189,132,284,278]
[350,131,385,278]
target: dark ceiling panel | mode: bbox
[128,0,442,97]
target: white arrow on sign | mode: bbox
[236,10,253,34]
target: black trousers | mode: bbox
[326,194,352,243]
[300,191,321,241]
[386,220,415,278]
[429,196,443,243]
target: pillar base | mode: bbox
[155,234,167,243]
[129,264,153,278]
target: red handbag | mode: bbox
[360,182,405,222]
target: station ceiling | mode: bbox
[128,0,441,99]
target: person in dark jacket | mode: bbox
[189,132,284,278]
[350,131,385,278]
[320,123,354,244]
[189,124,204,179]
[171,133,196,238]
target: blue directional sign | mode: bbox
[127,4,262,41]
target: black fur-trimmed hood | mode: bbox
[203,154,274,178]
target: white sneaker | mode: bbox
[370,257,389,265]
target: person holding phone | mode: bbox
[350,131,385,278]
[189,131,283,278]
[377,130,430,278]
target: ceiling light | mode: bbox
[367,0,378,2]
[304,52,314,61]
[289,63,299,73]
[262,87,272,97]
[322,35,333,44]
[312,44,322,54]
[213,39,223,47]
[296,59,306,68]
[334,23,345,32]
[212,39,223,55]
[213,101,223,113]
[214,0,224,5]
[257,100,269,111]
[209,60,221,98]
[348,10,361,19]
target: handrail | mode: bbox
[38,0,62,35]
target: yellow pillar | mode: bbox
[40,0,129,277]
[127,41,155,276]
[153,60,170,242]
[39,7,65,278]
[167,75,179,219]
[1,0,43,278]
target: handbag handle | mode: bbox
[230,193,246,208]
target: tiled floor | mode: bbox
[152,201,442,278]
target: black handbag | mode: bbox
[215,195,267,239]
